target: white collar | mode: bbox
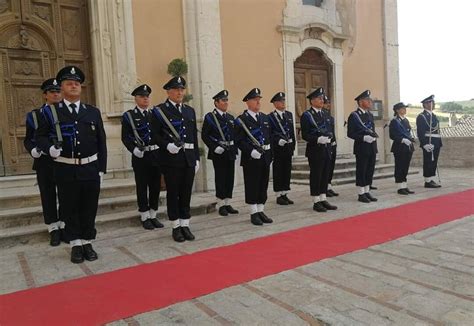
[275,109,285,118]
[215,107,226,116]
[247,109,259,120]
[357,107,368,114]
[168,99,181,108]
[424,109,433,115]
[136,106,148,115]
[311,107,322,113]
[63,99,81,113]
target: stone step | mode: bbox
[0,177,141,211]
[291,163,394,180]
[291,170,419,186]
[0,194,167,229]
[0,198,216,248]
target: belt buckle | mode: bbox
[75,158,81,165]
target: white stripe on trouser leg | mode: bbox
[313,196,320,203]
[250,204,258,215]
[47,222,59,233]
[328,184,333,190]
[358,187,365,195]
[140,211,151,222]
[180,219,189,227]
[364,185,370,193]
[172,220,180,229]
[320,194,327,201]
[257,204,264,213]
[402,182,407,188]
[397,182,403,189]
[70,239,82,247]
[150,209,157,219]
[81,239,91,245]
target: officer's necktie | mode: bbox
[70,103,78,117]
[176,104,181,113]
[143,110,148,118]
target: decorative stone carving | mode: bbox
[13,61,40,76]
[7,25,40,50]
[0,0,9,14]
[34,5,51,22]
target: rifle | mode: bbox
[50,104,63,149]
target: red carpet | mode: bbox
[1,189,473,325]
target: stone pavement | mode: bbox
[1,168,473,325]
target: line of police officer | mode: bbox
[25,65,442,263]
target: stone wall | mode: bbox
[410,137,474,168]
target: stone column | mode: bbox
[88,0,138,170]
[182,0,225,192]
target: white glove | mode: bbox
[195,160,200,173]
[363,135,376,143]
[133,147,144,158]
[429,144,435,151]
[278,139,288,147]
[214,146,225,154]
[317,136,329,144]
[250,149,262,159]
[423,144,434,152]
[331,141,337,146]
[31,148,42,158]
[99,172,104,184]
[167,143,181,154]
[49,145,62,158]
[401,138,412,146]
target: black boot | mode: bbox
[370,185,378,190]
[283,195,294,204]
[276,195,289,205]
[365,193,378,202]
[327,189,339,197]
[150,218,164,228]
[259,212,273,224]
[172,227,185,242]
[397,188,409,195]
[426,180,441,188]
[358,194,371,203]
[142,219,155,230]
[181,227,195,241]
[250,213,263,226]
[225,205,239,214]
[83,243,98,261]
[320,200,337,210]
[71,246,84,264]
[49,230,61,247]
[218,206,229,216]
[313,202,327,212]
[405,188,415,194]
[60,229,69,244]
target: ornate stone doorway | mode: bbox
[0,0,94,175]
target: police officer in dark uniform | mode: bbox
[416,95,442,188]
[24,78,63,246]
[268,92,296,205]
[36,66,107,263]
[389,102,416,195]
[121,84,164,230]
[347,90,378,203]
[201,90,239,216]
[300,87,337,212]
[323,95,339,197]
[235,88,273,226]
[150,76,200,242]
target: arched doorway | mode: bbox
[294,48,333,138]
[0,0,94,176]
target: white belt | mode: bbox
[220,140,234,146]
[184,143,194,149]
[144,145,159,151]
[425,133,441,138]
[262,144,271,151]
[55,154,98,165]
[331,141,337,146]
[287,139,293,144]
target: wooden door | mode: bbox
[294,49,332,138]
[0,0,94,176]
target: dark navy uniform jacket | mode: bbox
[268,110,296,158]
[235,110,273,166]
[24,105,54,171]
[150,99,199,168]
[416,110,443,148]
[201,109,238,161]
[389,116,414,153]
[323,109,337,145]
[301,107,333,158]
[36,100,107,181]
[121,106,160,168]
[347,108,378,156]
